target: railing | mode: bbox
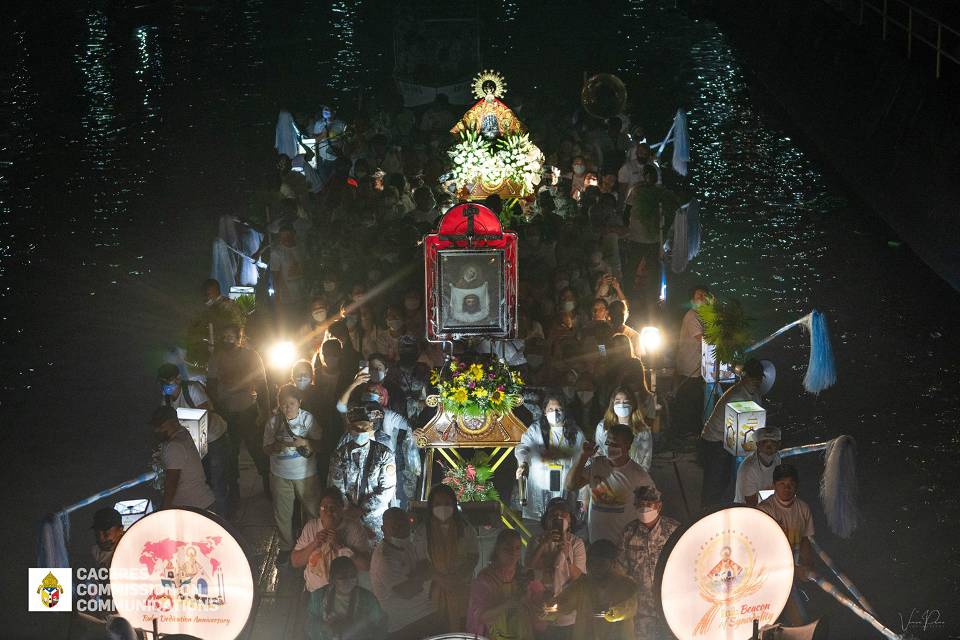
[858,0,960,78]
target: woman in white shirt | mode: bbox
[263,384,323,562]
[594,387,653,471]
[516,394,585,521]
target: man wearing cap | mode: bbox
[327,400,396,538]
[152,406,216,511]
[735,427,783,506]
[698,358,765,508]
[157,363,230,516]
[91,507,124,569]
[336,372,420,509]
[619,486,679,638]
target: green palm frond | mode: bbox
[697,296,753,365]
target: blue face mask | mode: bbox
[352,431,370,445]
[161,383,178,396]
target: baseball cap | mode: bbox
[92,507,122,531]
[634,485,663,504]
[754,427,782,442]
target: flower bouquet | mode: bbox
[441,450,501,503]
[431,357,523,419]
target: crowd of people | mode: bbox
[89,83,819,640]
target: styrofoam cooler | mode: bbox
[114,499,154,530]
[176,407,208,458]
[701,339,737,383]
[723,400,766,456]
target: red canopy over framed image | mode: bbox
[424,203,517,342]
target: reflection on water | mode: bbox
[77,10,121,248]
[329,2,359,94]
[2,27,39,281]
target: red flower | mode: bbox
[497,385,505,391]
[466,464,477,481]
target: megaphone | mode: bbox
[749,619,829,640]
[758,358,777,395]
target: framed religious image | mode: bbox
[437,249,506,335]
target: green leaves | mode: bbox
[697,296,753,365]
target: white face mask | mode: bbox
[573,165,586,175]
[369,369,385,383]
[758,451,777,466]
[613,403,632,418]
[295,376,311,390]
[546,409,563,426]
[577,390,594,404]
[638,507,659,524]
[387,535,408,547]
[312,310,327,323]
[432,505,454,522]
[561,301,576,313]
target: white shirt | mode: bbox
[701,381,762,442]
[370,538,435,632]
[294,517,371,592]
[312,118,346,162]
[676,308,704,378]
[734,451,782,503]
[758,496,814,562]
[583,457,655,543]
[161,383,227,442]
[263,409,322,480]
[161,429,215,509]
[270,243,307,304]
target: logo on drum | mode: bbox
[693,531,770,634]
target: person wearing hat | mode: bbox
[327,399,396,539]
[91,507,124,569]
[152,406,215,512]
[157,363,230,516]
[619,486,679,639]
[698,358,765,508]
[336,369,421,509]
[550,539,638,640]
[525,497,587,637]
[735,426,783,506]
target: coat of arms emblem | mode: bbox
[36,571,64,608]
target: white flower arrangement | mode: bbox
[448,130,544,197]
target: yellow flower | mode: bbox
[453,388,469,404]
[454,374,466,385]
[474,387,489,399]
[430,370,441,385]
[450,362,458,372]
[490,390,504,403]
[468,363,485,380]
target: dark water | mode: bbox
[3,0,958,636]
